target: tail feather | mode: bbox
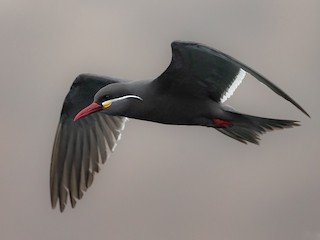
[216,111,300,144]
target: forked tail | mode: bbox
[215,111,300,144]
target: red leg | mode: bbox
[213,118,232,128]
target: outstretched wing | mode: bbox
[155,41,309,117]
[50,74,128,212]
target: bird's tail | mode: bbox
[215,111,300,144]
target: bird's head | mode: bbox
[74,83,143,121]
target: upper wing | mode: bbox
[155,41,309,117]
[50,74,128,212]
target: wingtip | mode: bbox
[51,201,57,210]
[59,199,66,212]
[304,110,311,118]
[296,106,310,118]
[291,101,310,118]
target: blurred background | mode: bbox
[0,0,319,239]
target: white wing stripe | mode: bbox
[220,68,246,103]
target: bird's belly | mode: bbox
[128,98,221,126]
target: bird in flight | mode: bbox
[50,41,309,211]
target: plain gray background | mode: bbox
[0,0,319,239]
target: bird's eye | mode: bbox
[101,96,109,101]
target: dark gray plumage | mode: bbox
[51,41,309,211]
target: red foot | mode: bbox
[213,118,232,128]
